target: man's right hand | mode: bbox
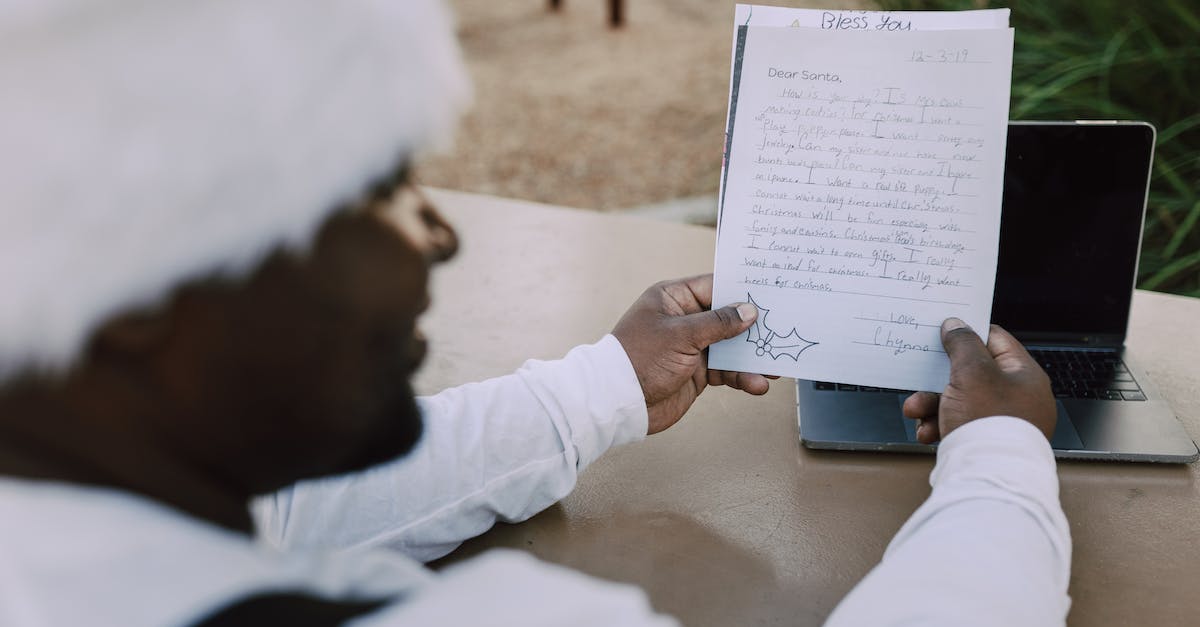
[903,318,1056,444]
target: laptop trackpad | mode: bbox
[898,398,1085,449]
[1050,400,1085,450]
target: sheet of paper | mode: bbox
[709,24,1014,392]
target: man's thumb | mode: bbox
[685,302,757,348]
[941,318,992,372]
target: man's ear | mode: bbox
[88,307,174,360]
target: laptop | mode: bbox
[797,120,1199,463]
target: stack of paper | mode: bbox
[709,5,1014,392]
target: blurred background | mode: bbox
[417,0,1199,297]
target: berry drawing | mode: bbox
[744,293,818,360]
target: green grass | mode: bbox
[875,0,1200,296]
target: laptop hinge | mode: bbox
[1010,331,1125,349]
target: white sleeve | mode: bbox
[824,416,1072,627]
[348,550,678,627]
[252,335,648,563]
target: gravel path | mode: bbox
[417,0,867,212]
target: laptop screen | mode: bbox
[990,122,1155,346]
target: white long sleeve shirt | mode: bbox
[0,335,1071,626]
[825,416,1072,627]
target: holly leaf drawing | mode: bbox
[744,293,818,361]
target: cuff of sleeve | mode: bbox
[932,416,1056,490]
[516,334,648,471]
[597,333,652,442]
[592,334,650,448]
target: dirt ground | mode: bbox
[417,0,868,211]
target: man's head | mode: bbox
[80,170,458,494]
[0,1,471,508]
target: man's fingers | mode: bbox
[985,324,1039,372]
[681,302,757,348]
[733,372,771,395]
[708,369,771,395]
[660,274,715,313]
[904,392,941,443]
[915,418,941,444]
[940,318,994,375]
[902,391,939,419]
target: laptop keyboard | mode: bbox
[1028,349,1145,401]
[813,382,909,394]
[812,349,1145,401]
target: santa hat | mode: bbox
[0,0,471,381]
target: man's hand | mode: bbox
[612,274,772,435]
[903,318,1056,443]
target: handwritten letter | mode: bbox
[709,23,1014,391]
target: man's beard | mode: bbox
[319,325,428,478]
[334,377,425,476]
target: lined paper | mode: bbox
[709,20,1013,392]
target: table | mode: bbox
[415,188,1200,627]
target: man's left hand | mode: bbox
[612,274,773,434]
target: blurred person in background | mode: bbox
[0,1,1069,625]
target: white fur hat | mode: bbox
[0,0,471,381]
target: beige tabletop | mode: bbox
[415,188,1200,627]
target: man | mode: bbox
[0,1,1070,625]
